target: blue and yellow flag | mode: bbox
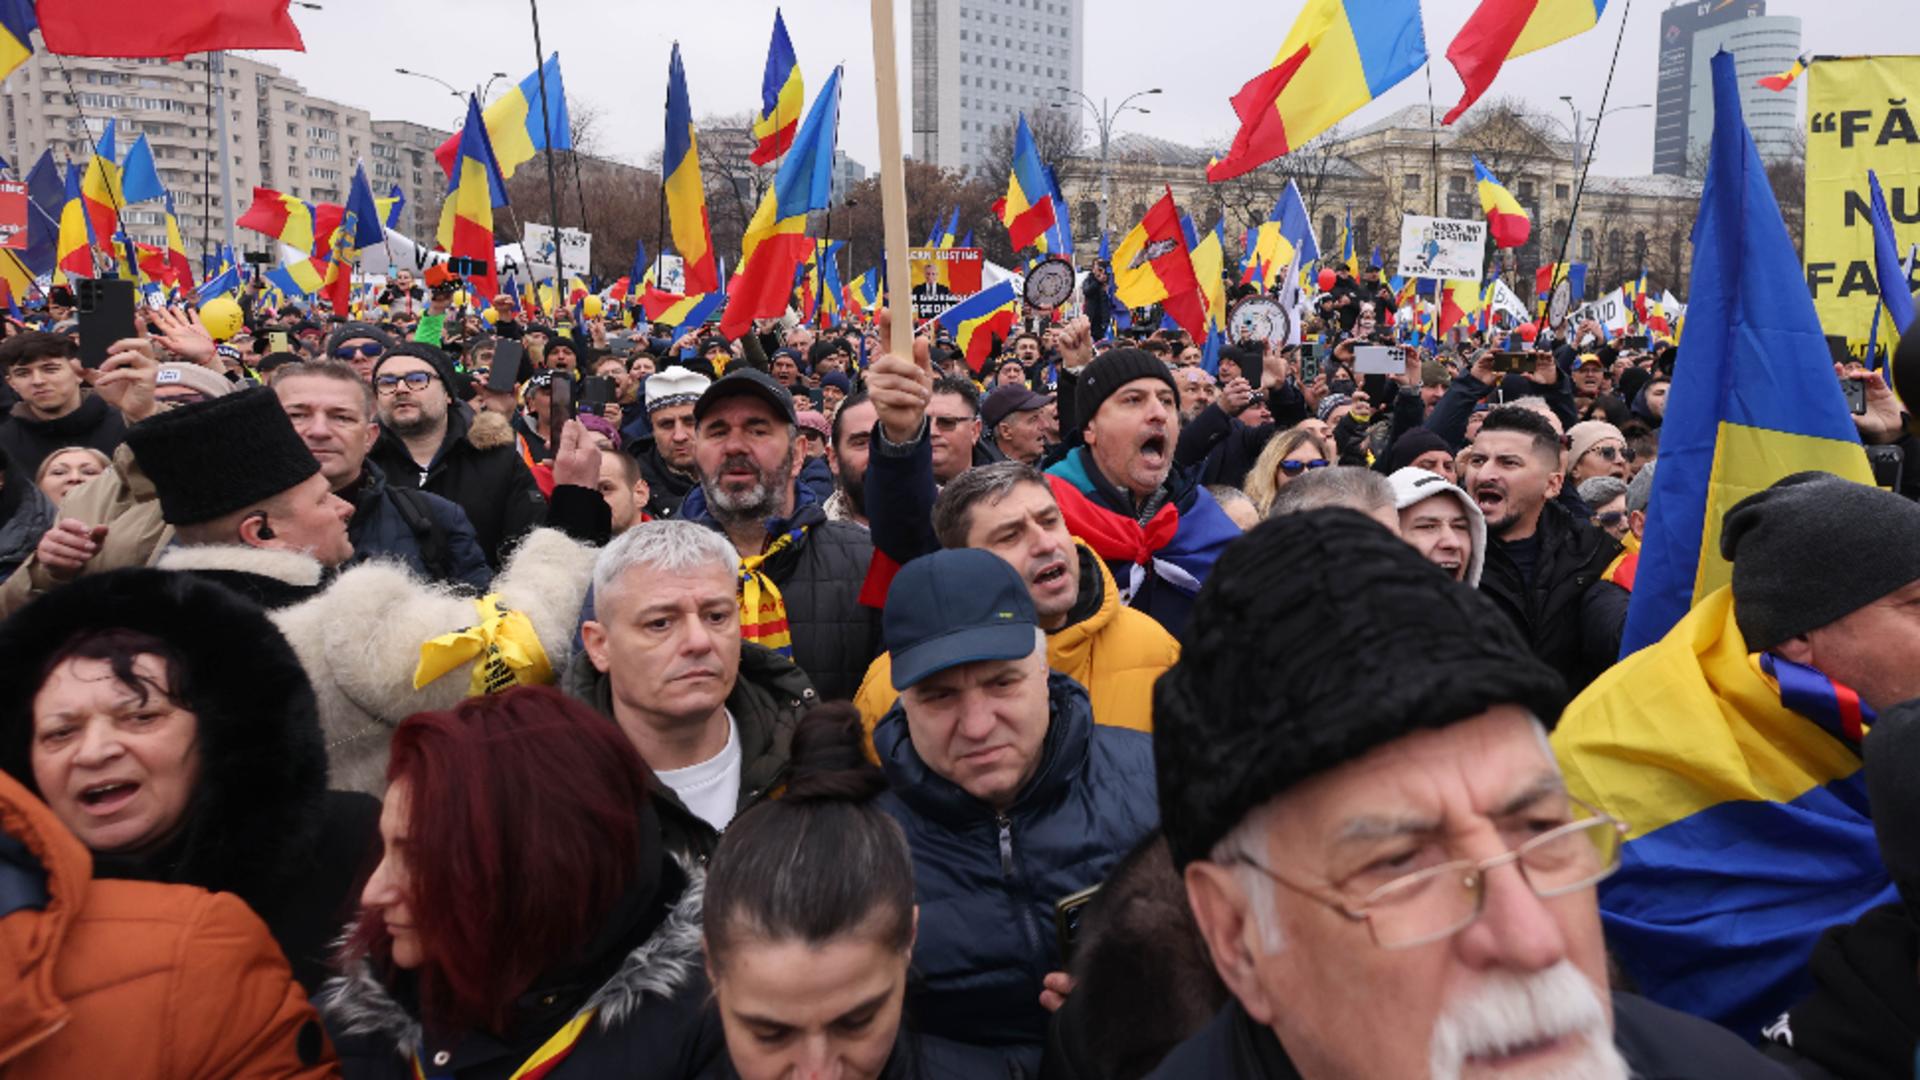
[1554,586,1893,1037]
[1620,51,1874,656]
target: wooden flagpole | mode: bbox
[869,0,916,366]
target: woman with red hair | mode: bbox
[319,685,721,1078]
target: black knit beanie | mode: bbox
[1721,471,1920,651]
[1153,509,1568,869]
[1384,428,1452,474]
[1077,347,1176,430]
[126,386,319,525]
[374,341,463,396]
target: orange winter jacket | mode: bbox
[0,771,339,1078]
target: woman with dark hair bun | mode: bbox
[702,704,982,1080]
[320,685,721,1078]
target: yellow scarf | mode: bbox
[738,528,804,658]
[413,594,554,697]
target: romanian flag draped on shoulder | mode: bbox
[1473,155,1530,249]
[751,8,804,165]
[996,114,1057,254]
[1551,52,1888,1040]
[1444,0,1607,124]
[438,95,507,299]
[722,66,841,340]
[1207,0,1426,182]
[1112,189,1206,343]
[930,279,1016,374]
[433,54,569,183]
[664,43,719,296]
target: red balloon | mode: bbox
[1516,322,1539,343]
[1316,269,1338,292]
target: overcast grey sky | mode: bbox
[250,0,1903,181]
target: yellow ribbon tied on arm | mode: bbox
[412,594,554,697]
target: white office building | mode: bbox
[912,0,1084,175]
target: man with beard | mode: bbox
[1146,509,1783,1079]
[678,368,878,700]
[364,343,546,570]
[631,367,706,520]
[853,459,1176,741]
[825,390,875,526]
[1460,406,1625,691]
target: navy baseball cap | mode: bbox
[885,548,1039,690]
[694,367,797,425]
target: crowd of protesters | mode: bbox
[1,257,1916,1080]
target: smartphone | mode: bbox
[76,278,137,368]
[1491,351,1535,375]
[267,330,292,354]
[1352,345,1400,376]
[547,372,573,444]
[578,375,615,417]
[1300,343,1322,385]
[487,339,524,394]
[1620,334,1649,351]
[1842,374,1868,415]
[1054,884,1100,964]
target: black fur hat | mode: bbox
[125,386,320,525]
[0,568,328,902]
[1153,509,1568,869]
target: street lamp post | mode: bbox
[1053,85,1161,248]
[395,67,468,128]
[1554,97,1650,261]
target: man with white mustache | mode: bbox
[1146,509,1787,1079]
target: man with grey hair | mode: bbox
[1144,510,1782,1079]
[569,518,816,860]
[679,368,878,700]
[1266,465,1400,535]
[873,547,1158,1075]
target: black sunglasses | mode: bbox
[1595,511,1627,527]
[1279,459,1331,477]
[1587,445,1636,463]
[334,342,385,359]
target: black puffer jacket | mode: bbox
[563,642,817,863]
[0,393,129,476]
[1479,499,1627,693]
[679,483,880,701]
[367,406,546,570]
[321,857,722,1079]
[1145,993,1797,1079]
[0,568,379,994]
[874,674,1159,1077]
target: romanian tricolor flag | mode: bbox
[1554,585,1894,1036]
[54,163,92,279]
[1112,189,1206,343]
[750,9,804,166]
[1444,0,1607,124]
[1621,52,1876,657]
[665,44,719,297]
[319,165,384,313]
[1207,0,1426,182]
[1244,180,1318,287]
[931,279,1018,373]
[0,0,35,85]
[818,240,845,328]
[722,66,841,340]
[432,54,570,183]
[996,114,1058,253]
[1757,54,1807,92]
[1435,277,1481,334]
[1473,155,1530,249]
[139,190,195,293]
[265,253,329,297]
[437,95,506,299]
[1192,224,1231,376]
[849,265,882,317]
[79,122,126,268]
[238,186,316,253]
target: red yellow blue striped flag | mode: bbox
[665,43,719,297]
[751,9,804,165]
[931,280,1018,374]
